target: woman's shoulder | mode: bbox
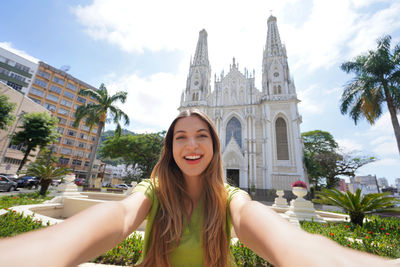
[224,183,249,203]
[133,179,157,203]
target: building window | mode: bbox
[34,78,48,88]
[77,142,87,149]
[57,127,64,134]
[57,117,67,125]
[58,108,70,116]
[67,129,77,137]
[30,87,44,97]
[37,70,51,79]
[44,102,56,111]
[61,148,72,155]
[61,99,72,107]
[226,117,242,148]
[49,85,62,94]
[10,72,26,82]
[81,125,90,132]
[76,96,86,104]
[46,93,59,103]
[80,133,88,140]
[29,97,41,104]
[0,67,10,75]
[58,157,69,165]
[72,159,82,166]
[63,90,75,99]
[74,150,84,157]
[6,81,22,91]
[14,63,30,73]
[66,82,77,91]
[275,117,289,160]
[63,138,75,146]
[53,76,65,86]
[84,161,89,167]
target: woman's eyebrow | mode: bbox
[197,128,209,133]
[173,130,186,136]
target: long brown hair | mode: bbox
[140,109,229,266]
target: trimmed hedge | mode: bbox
[0,192,52,209]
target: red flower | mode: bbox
[290,180,308,189]
[344,225,349,229]
[4,208,8,210]
[13,196,17,199]
[347,244,351,247]
[119,246,122,249]
[13,210,16,213]
[381,227,385,231]
[241,244,244,248]
[323,224,327,227]
[368,231,372,234]
[139,250,142,254]
[365,235,370,239]
[386,233,390,236]
[329,232,334,237]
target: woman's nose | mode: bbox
[186,137,198,148]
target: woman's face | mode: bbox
[172,116,214,180]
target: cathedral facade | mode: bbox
[179,16,307,192]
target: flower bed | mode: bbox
[300,215,400,259]
[0,192,52,209]
[0,210,49,238]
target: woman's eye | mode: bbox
[175,136,185,140]
[199,134,209,138]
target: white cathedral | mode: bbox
[179,16,307,194]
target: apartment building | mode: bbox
[0,47,38,94]
[27,62,101,179]
[0,82,50,174]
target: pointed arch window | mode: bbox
[275,117,289,160]
[226,117,242,148]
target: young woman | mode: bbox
[0,109,393,267]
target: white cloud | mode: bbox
[104,71,185,132]
[336,138,363,152]
[297,84,326,115]
[0,42,39,63]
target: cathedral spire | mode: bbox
[262,15,294,96]
[265,15,284,57]
[193,29,209,66]
[180,29,211,107]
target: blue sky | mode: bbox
[1,0,399,185]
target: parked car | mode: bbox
[74,178,85,186]
[16,176,40,188]
[0,175,18,192]
[114,184,129,189]
[0,173,18,181]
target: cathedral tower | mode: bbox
[261,15,306,189]
[180,29,211,108]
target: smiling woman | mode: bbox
[0,109,394,267]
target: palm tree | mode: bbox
[340,35,400,154]
[73,83,129,187]
[316,188,400,226]
[26,164,71,195]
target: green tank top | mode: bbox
[132,179,246,266]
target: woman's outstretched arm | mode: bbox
[230,194,393,267]
[0,192,150,267]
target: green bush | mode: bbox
[300,215,400,259]
[0,192,52,209]
[231,241,272,266]
[92,232,143,265]
[0,210,48,238]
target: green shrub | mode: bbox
[0,210,48,238]
[230,241,272,266]
[0,192,52,209]
[92,232,144,265]
[300,215,400,259]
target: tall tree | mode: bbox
[0,94,16,130]
[340,35,400,154]
[302,130,376,191]
[12,112,59,173]
[73,83,129,186]
[99,131,165,179]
